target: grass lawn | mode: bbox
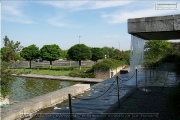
[11,66,91,76]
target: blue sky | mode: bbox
[1,0,180,50]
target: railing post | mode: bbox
[136,68,138,90]
[68,94,73,120]
[116,76,120,108]
[145,67,147,88]
[150,66,151,80]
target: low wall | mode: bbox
[1,84,90,120]
[95,66,126,79]
[110,66,126,77]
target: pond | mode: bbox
[9,77,81,101]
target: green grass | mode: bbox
[11,66,91,76]
[12,68,70,76]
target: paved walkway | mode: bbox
[29,70,145,120]
[12,74,104,83]
[109,86,176,120]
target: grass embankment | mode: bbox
[11,66,91,76]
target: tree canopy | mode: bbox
[40,44,62,69]
[0,36,21,98]
[91,47,104,62]
[20,44,40,68]
[144,40,172,65]
[67,44,92,70]
[1,36,22,62]
[102,46,120,58]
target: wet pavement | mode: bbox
[29,63,180,120]
[29,69,145,120]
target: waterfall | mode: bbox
[130,35,146,74]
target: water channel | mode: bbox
[9,77,81,101]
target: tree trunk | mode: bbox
[79,60,81,70]
[50,61,52,69]
[30,60,32,69]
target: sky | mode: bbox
[1,0,180,50]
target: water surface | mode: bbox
[9,77,81,101]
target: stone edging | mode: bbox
[1,84,90,120]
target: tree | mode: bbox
[67,44,92,70]
[91,47,104,63]
[144,40,171,66]
[0,36,22,98]
[123,50,131,65]
[0,61,14,98]
[102,46,120,58]
[20,44,40,68]
[40,44,62,69]
[60,50,67,59]
[1,36,22,62]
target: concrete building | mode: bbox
[128,14,180,40]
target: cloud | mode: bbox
[1,1,35,24]
[90,1,133,9]
[41,1,133,10]
[101,6,180,24]
[47,15,80,28]
[47,17,67,27]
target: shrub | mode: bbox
[92,58,121,71]
[69,68,95,78]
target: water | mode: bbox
[130,35,146,74]
[9,77,81,101]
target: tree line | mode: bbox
[1,36,130,70]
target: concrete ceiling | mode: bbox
[128,14,180,40]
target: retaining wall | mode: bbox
[95,66,126,79]
[1,84,90,120]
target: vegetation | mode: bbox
[144,40,172,67]
[40,44,62,69]
[0,36,22,98]
[20,44,40,68]
[12,66,74,76]
[0,62,14,98]
[67,44,92,70]
[60,50,67,59]
[91,47,104,63]
[102,46,120,58]
[92,58,122,71]
[1,36,22,62]
[69,68,95,78]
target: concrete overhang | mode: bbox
[128,14,180,40]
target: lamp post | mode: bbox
[77,36,81,44]
[119,42,120,51]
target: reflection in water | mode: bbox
[9,77,80,101]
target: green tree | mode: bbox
[60,50,67,59]
[20,44,40,68]
[67,44,92,70]
[1,36,22,62]
[40,44,62,69]
[144,40,171,66]
[91,47,104,63]
[102,46,120,58]
[0,61,14,98]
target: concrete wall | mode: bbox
[1,84,90,120]
[94,66,126,79]
[128,14,180,40]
